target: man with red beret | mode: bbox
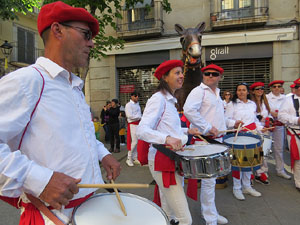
[0,1,120,224]
[266,80,291,179]
[286,83,296,97]
[184,64,236,225]
[279,78,300,191]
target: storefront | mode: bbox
[205,42,273,93]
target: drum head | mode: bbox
[177,144,228,157]
[72,193,168,225]
[223,133,262,148]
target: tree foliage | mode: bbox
[0,0,40,20]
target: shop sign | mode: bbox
[120,84,135,93]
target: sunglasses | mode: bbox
[254,87,264,91]
[225,93,231,96]
[60,23,92,41]
[272,85,282,88]
[203,72,220,77]
[295,86,300,89]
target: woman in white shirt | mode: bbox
[250,82,272,185]
[137,60,199,225]
[225,83,262,201]
[222,90,232,111]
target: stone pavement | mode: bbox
[1,143,300,225]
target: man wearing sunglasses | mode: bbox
[184,64,232,225]
[266,80,291,180]
[279,78,300,192]
[0,1,121,224]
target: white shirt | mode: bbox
[0,57,109,199]
[183,83,228,134]
[266,92,286,112]
[125,99,142,123]
[225,99,262,129]
[278,94,300,128]
[137,91,188,161]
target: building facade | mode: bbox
[87,0,300,122]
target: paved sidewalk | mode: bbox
[1,144,299,225]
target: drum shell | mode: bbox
[178,146,231,179]
[223,133,263,172]
[72,193,170,225]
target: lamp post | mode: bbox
[0,40,13,73]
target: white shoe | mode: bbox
[277,172,291,180]
[126,159,134,167]
[233,189,245,200]
[133,159,141,165]
[242,187,261,197]
[217,215,228,224]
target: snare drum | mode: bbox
[223,133,263,172]
[262,134,273,156]
[176,144,231,179]
[72,193,169,225]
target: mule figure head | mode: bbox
[175,22,205,67]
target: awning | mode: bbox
[123,0,152,9]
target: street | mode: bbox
[1,144,300,225]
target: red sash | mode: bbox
[137,140,150,165]
[286,129,300,169]
[0,193,93,225]
[126,121,140,151]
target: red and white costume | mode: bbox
[278,93,300,189]
[125,99,142,161]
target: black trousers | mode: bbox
[109,123,120,150]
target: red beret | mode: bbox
[154,60,183,80]
[290,83,296,88]
[268,80,284,87]
[37,1,99,38]
[201,64,224,75]
[250,82,265,90]
[294,78,300,85]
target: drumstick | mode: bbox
[243,126,257,134]
[233,123,242,142]
[195,135,209,144]
[111,180,127,216]
[77,183,149,189]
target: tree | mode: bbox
[0,0,41,20]
[42,0,171,60]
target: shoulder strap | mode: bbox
[18,67,45,149]
[292,95,299,117]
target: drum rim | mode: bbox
[71,192,170,225]
[178,144,230,157]
[222,132,262,148]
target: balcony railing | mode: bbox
[210,0,269,28]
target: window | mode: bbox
[220,0,254,18]
[17,27,35,64]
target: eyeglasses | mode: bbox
[60,23,92,41]
[203,72,220,77]
[225,93,231,96]
[254,87,264,91]
[295,86,300,89]
[272,85,282,88]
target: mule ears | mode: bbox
[195,22,206,33]
[175,24,186,35]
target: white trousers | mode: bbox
[128,124,138,160]
[272,126,285,174]
[201,178,218,225]
[149,161,192,225]
[286,134,300,188]
[233,171,252,190]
